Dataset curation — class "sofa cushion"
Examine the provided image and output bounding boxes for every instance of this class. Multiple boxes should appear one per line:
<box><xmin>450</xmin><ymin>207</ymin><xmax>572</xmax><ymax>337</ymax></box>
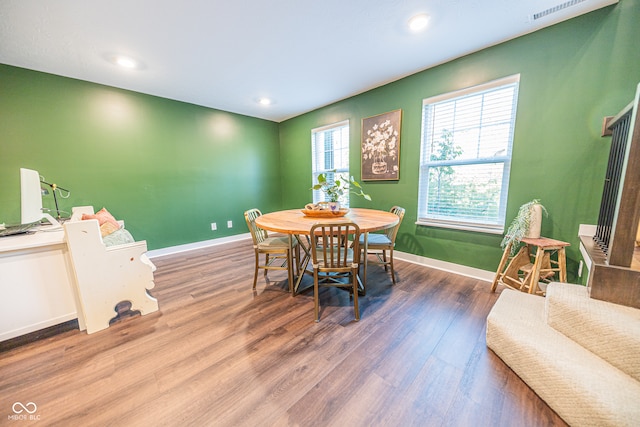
<box><xmin>81</xmin><ymin>207</ymin><xmax>121</xmax><ymax>237</ymax></box>
<box><xmin>487</xmin><ymin>289</ymin><xmax>640</xmax><ymax>427</ymax></box>
<box><xmin>546</xmin><ymin>282</ymin><xmax>640</xmax><ymax>382</ymax></box>
<box><xmin>102</xmin><ymin>228</ymin><xmax>135</xmax><ymax>247</ymax></box>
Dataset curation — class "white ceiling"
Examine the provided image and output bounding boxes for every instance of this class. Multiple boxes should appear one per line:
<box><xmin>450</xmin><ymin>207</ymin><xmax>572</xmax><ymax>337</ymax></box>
<box><xmin>0</xmin><ymin>0</ymin><xmax>618</xmax><ymax>122</ymax></box>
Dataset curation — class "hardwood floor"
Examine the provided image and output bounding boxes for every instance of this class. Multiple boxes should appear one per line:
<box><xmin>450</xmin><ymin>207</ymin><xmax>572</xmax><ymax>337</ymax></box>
<box><xmin>0</xmin><ymin>239</ymin><xmax>567</xmax><ymax>426</ymax></box>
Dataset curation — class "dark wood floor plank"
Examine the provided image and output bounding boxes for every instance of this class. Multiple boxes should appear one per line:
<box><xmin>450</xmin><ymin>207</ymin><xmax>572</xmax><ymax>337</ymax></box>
<box><xmin>0</xmin><ymin>239</ymin><xmax>567</xmax><ymax>426</ymax></box>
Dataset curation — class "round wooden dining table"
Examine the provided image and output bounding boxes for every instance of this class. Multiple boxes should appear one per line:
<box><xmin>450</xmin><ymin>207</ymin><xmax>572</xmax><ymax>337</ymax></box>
<box><xmin>255</xmin><ymin>208</ymin><xmax>399</xmax><ymax>295</ymax></box>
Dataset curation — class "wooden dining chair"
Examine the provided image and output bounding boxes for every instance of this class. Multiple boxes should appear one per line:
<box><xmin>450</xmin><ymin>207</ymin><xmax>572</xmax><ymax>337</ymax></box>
<box><xmin>244</xmin><ymin>208</ymin><xmax>297</xmax><ymax>292</ymax></box>
<box><xmin>359</xmin><ymin>205</ymin><xmax>405</xmax><ymax>285</ymax></box>
<box><xmin>310</xmin><ymin>222</ymin><xmax>361</xmax><ymax>322</ymax></box>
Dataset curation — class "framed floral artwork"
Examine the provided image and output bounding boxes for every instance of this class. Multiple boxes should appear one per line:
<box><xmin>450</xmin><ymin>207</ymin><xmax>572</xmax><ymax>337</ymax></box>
<box><xmin>361</xmin><ymin>109</ymin><xmax>402</xmax><ymax>181</ymax></box>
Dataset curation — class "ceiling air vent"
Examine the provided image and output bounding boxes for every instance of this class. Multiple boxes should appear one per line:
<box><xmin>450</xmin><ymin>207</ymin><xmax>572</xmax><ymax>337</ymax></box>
<box><xmin>532</xmin><ymin>0</ymin><xmax>588</xmax><ymax>20</ymax></box>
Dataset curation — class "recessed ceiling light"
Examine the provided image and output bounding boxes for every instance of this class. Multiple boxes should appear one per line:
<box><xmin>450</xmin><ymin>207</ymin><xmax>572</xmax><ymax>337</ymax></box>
<box><xmin>103</xmin><ymin>53</ymin><xmax>144</xmax><ymax>70</ymax></box>
<box><xmin>257</xmin><ymin>97</ymin><xmax>273</xmax><ymax>106</ymax></box>
<box><xmin>408</xmin><ymin>13</ymin><xmax>430</xmax><ymax>32</ymax></box>
<box><xmin>115</xmin><ymin>56</ymin><xmax>138</xmax><ymax>69</ymax></box>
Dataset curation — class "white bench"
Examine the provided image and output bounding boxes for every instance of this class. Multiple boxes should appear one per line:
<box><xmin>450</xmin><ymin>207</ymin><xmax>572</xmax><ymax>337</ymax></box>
<box><xmin>64</xmin><ymin>206</ymin><xmax>158</xmax><ymax>334</ymax></box>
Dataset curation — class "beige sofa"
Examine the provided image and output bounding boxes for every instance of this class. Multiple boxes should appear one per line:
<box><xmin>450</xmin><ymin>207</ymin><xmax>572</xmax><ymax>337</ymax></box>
<box><xmin>486</xmin><ymin>282</ymin><xmax>640</xmax><ymax>426</ymax></box>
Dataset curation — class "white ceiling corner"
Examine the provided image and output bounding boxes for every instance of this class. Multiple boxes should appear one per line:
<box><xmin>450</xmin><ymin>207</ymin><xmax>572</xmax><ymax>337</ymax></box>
<box><xmin>0</xmin><ymin>0</ymin><xmax>619</xmax><ymax>122</ymax></box>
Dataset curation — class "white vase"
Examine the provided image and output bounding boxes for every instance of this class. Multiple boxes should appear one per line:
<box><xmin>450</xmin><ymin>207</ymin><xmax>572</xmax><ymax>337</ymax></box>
<box><xmin>526</xmin><ymin>204</ymin><xmax>542</xmax><ymax>238</ymax></box>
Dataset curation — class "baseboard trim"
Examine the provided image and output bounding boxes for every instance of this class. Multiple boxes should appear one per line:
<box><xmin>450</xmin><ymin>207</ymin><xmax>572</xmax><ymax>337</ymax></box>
<box><xmin>147</xmin><ymin>233</ymin><xmax>251</xmax><ymax>259</ymax></box>
<box><xmin>147</xmin><ymin>234</ymin><xmax>495</xmax><ymax>282</ymax></box>
<box><xmin>394</xmin><ymin>251</ymin><xmax>495</xmax><ymax>283</ymax></box>
<box><xmin>0</xmin><ymin>313</ymin><xmax>78</xmax><ymax>343</ymax></box>
<box><xmin>0</xmin><ymin>319</ymin><xmax>79</xmax><ymax>351</ymax></box>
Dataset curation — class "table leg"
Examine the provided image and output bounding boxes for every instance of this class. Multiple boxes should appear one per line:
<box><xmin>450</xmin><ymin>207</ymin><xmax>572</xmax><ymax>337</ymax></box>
<box><xmin>356</xmin><ymin>275</ymin><xmax>365</xmax><ymax>296</ymax></box>
<box><xmin>292</xmin><ymin>234</ymin><xmax>311</xmax><ymax>295</ymax></box>
<box><xmin>360</xmin><ymin>232</ymin><xmax>368</xmax><ymax>294</ymax></box>
<box><xmin>287</xmin><ymin>234</ymin><xmax>294</xmax><ymax>295</ymax></box>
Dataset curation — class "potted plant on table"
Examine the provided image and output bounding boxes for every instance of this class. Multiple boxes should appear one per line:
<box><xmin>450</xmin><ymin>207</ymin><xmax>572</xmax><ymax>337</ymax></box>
<box><xmin>501</xmin><ymin>199</ymin><xmax>548</xmax><ymax>254</ymax></box>
<box><xmin>310</xmin><ymin>170</ymin><xmax>371</xmax><ymax>211</ymax></box>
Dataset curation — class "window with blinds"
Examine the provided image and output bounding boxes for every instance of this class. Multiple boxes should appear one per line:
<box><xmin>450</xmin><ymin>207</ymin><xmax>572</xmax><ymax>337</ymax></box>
<box><xmin>417</xmin><ymin>75</ymin><xmax>520</xmax><ymax>233</ymax></box>
<box><xmin>311</xmin><ymin>120</ymin><xmax>350</xmax><ymax>206</ymax></box>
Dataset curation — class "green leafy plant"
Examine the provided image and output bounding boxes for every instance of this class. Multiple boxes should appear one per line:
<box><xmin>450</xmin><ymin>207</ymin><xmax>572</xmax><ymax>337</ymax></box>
<box><xmin>311</xmin><ymin>170</ymin><xmax>371</xmax><ymax>203</ymax></box>
<box><xmin>428</xmin><ymin>129</ymin><xmax>463</xmax><ymax>215</ymax></box>
<box><xmin>501</xmin><ymin>199</ymin><xmax>548</xmax><ymax>254</ymax></box>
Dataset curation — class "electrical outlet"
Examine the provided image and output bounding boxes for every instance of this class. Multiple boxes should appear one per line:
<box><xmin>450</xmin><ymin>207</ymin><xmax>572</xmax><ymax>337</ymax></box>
<box><xmin>227</xmin><ymin>220</ymin><xmax>233</xmax><ymax>228</ymax></box>
<box><xmin>211</xmin><ymin>222</ymin><xmax>217</xmax><ymax>231</ymax></box>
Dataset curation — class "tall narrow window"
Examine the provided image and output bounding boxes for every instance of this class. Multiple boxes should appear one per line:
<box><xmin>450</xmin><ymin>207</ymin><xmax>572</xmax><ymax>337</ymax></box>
<box><xmin>311</xmin><ymin>120</ymin><xmax>350</xmax><ymax>206</ymax></box>
<box><xmin>417</xmin><ymin>75</ymin><xmax>520</xmax><ymax>233</ymax></box>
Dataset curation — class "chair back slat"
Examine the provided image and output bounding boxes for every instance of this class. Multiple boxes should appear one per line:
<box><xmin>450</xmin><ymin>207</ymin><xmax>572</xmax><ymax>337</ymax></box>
<box><xmin>311</xmin><ymin>222</ymin><xmax>360</xmax><ymax>270</ymax></box>
<box><xmin>244</xmin><ymin>208</ymin><xmax>268</xmax><ymax>245</ymax></box>
<box><xmin>384</xmin><ymin>206</ymin><xmax>406</xmax><ymax>242</ymax></box>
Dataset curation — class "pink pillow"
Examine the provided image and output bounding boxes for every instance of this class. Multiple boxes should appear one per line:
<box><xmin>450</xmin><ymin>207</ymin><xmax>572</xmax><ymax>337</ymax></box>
<box><xmin>81</xmin><ymin>208</ymin><xmax>121</xmax><ymax>237</ymax></box>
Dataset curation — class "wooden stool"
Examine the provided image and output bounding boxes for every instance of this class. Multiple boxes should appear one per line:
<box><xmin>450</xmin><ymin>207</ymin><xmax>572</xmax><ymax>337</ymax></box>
<box><xmin>491</xmin><ymin>237</ymin><xmax>570</xmax><ymax>295</ymax></box>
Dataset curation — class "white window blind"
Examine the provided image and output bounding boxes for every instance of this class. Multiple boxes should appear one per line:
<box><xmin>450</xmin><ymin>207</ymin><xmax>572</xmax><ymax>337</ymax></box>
<box><xmin>417</xmin><ymin>75</ymin><xmax>520</xmax><ymax>233</ymax></box>
<box><xmin>311</xmin><ymin>120</ymin><xmax>350</xmax><ymax>206</ymax></box>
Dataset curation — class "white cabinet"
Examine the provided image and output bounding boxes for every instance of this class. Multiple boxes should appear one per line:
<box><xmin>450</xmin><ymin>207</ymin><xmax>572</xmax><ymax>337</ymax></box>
<box><xmin>0</xmin><ymin>229</ymin><xmax>82</xmax><ymax>341</ymax></box>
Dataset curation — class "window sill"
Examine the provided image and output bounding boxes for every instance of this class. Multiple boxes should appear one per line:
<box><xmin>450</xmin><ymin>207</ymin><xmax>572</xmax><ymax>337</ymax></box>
<box><xmin>416</xmin><ymin>220</ymin><xmax>504</xmax><ymax>235</ymax></box>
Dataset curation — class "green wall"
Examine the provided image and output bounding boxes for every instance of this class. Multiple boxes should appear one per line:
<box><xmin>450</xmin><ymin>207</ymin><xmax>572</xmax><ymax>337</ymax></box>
<box><xmin>1</xmin><ymin>1</ymin><xmax>639</xmax><ymax>278</ymax></box>
<box><xmin>0</xmin><ymin>65</ymin><xmax>281</xmax><ymax>250</ymax></box>
<box><xmin>279</xmin><ymin>0</ymin><xmax>640</xmax><ymax>279</ymax></box>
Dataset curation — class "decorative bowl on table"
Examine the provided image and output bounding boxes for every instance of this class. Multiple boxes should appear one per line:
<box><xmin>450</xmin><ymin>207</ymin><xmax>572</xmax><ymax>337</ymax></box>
<box><xmin>301</xmin><ymin>208</ymin><xmax>350</xmax><ymax>218</ymax></box>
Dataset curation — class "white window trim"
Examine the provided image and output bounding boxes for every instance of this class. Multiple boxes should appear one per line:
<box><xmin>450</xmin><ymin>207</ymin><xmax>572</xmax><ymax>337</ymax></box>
<box><xmin>311</xmin><ymin>120</ymin><xmax>350</xmax><ymax>205</ymax></box>
<box><xmin>417</xmin><ymin>74</ymin><xmax>520</xmax><ymax>234</ymax></box>
<box><xmin>311</xmin><ymin>120</ymin><xmax>349</xmax><ymax>135</ymax></box>
<box><xmin>423</xmin><ymin>74</ymin><xmax>519</xmax><ymax>105</ymax></box>
<box><xmin>415</xmin><ymin>218</ymin><xmax>505</xmax><ymax>234</ymax></box>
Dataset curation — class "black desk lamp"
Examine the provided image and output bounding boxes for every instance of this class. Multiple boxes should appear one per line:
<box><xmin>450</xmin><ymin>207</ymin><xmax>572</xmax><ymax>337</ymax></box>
<box><xmin>40</xmin><ymin>179</ymin><xmax>70</xmax><ymax>219</ymax></box>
